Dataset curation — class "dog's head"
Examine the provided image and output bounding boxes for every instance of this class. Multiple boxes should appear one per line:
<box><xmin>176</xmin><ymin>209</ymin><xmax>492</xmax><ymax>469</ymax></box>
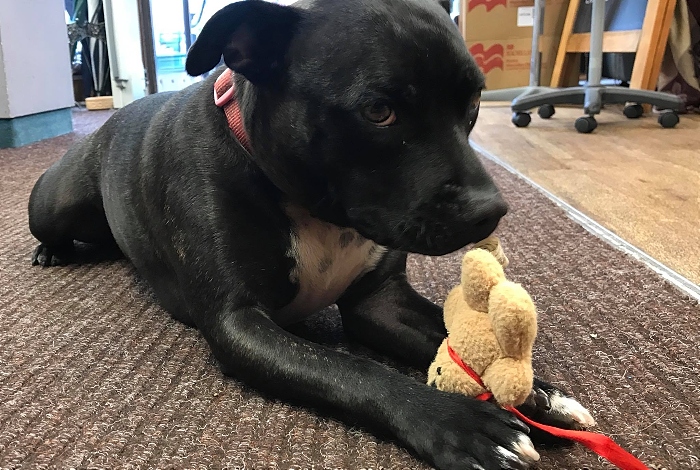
<box><xmin>187</xmin><ymin>0</ymin><xmax>507</xmax><ymax>256</ymax></box>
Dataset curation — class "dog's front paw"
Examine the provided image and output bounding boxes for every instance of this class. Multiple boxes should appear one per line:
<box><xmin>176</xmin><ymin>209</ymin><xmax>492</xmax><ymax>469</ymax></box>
<box><xmin>516</xmin><ymin>378</ymin><xmax>595</xmax><ymax>446</ymax></box>
<box><xmin>31</xmin><ymin>243</ymin><xmax>73</xmax><ymax>267</ymax></box>
<box><xmin>395</xmin><ymin>387</ymin><xmax>540</xmax><ymax>470</ymax></box>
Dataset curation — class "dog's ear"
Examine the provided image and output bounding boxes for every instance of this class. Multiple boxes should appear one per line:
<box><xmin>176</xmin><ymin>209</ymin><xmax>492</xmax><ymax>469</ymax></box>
<box><xmin>185</xmin><ymin>0</ymin><xmax>302</xmax><ymax>82</ymax></box>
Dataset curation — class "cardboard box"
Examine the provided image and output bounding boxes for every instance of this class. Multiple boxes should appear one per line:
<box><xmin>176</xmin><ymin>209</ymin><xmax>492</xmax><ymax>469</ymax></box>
<box><xmin>461</xmin><ymin>0</ymin><xmax>569</xmax><ymax>41</ymax></box>
<box><xmin>85</xmin><ymin>96</ymin><xmax>114</xmax><ymax>110</ymax></box>
<box><xmin>460</xmin><ymin>0</ymin><xmax>571</xmax><ymax>89</ymax></box>
<box><xmin>459</xmin><ymin>0</ymin><xmax>569</xmax><ymax>41</ymax></box>
<box><xmin>466</xmin><ymin>35</ymin><xmax>560</xmax><ymax>90</ymax></box>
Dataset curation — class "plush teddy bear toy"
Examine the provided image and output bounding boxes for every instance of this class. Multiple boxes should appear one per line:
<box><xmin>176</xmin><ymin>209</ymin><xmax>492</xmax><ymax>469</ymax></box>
<box><xmin>426</xmin><ymin>238</ymin><xmax>651</xmax><ymax>470</ymax></box>
<box><xmin>427</xmin><ymin>236</ymin><xmax>537</xmax><ymax>407</ymax></box>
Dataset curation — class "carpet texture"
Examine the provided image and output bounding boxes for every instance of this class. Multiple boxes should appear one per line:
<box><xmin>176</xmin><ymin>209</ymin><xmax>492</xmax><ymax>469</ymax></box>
<box><xmin>1</xmin><ymin>109</ymin><xmax>699</xmax><ymax>470</ymax></box>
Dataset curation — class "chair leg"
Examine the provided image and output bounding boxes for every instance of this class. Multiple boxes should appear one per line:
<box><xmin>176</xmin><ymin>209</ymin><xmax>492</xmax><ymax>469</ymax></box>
<box><xmin>482</xmin><ymin>87</ymin><xmax>533</xmax><ymax>102</ymax></box>
<box><xmin>511</xmin><ymin>87</ymin><xmax>586</xmax><ymax>112</ymax></box>
<box><xmin>601</xmin><ymin>87</ymin><xmax>683</xmax><ymax>111</ymax></box>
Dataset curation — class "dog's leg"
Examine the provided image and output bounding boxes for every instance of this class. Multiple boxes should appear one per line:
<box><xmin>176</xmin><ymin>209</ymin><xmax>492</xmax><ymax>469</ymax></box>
<box><xmin>28</xmin><ymin>142</ymin><xmax>122</xmax><ymax>267</ymax></box>
<box><xmin>337</xmin><ymin>252</ymin><xmax>446</xmax><ymax>369</ymax></box>
<box><xmin>198</xmin><ymin>303</ymin><xmax>540</xmax><ymax>470</ymax></box>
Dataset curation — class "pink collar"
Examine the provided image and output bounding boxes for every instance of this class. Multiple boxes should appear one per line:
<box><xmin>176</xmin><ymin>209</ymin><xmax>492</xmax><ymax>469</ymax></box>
<box><xmin>214</xmin><ymin>68</ymin><xmax>252</xmax><ymax>153</ymax></box>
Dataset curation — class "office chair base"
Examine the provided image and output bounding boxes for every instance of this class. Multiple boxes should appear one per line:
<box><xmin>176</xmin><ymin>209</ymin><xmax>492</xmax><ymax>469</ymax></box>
<box><xmin>484</xmin><ymin>87</ymin><xmax>559</xmax><ymax>128</ymax></box>
<box><xmin>510</xmin><ymin>85</ymin><xmax>683</xmax><ymax>132</ymax></box>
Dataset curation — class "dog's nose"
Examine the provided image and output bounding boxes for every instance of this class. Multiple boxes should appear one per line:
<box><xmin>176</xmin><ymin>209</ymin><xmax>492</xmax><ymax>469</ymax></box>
<box><xmin>468</xmin><ymin>191</ymin><xmax>508</xmax><ymax>232</ymax></box>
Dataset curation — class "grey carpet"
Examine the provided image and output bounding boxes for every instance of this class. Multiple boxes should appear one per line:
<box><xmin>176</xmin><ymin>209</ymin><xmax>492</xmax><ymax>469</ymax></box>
<box><xmin>1</xmin><ymin>108</ymin><xmax>699</xmax><ymax>469</ymax></box>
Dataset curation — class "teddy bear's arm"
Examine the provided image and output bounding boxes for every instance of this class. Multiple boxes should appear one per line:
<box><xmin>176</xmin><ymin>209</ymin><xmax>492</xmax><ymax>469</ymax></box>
<box><xmin>488</xmin><ymin>281</ymin><xmax>537</xmax><ymax>359</ymax></box>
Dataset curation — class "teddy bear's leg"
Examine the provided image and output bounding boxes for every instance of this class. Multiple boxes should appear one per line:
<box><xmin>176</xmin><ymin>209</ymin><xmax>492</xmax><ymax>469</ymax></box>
<box><xmin>482</xmin><ymin>358</ymin><xmax>534</xmax><ymax>407</ymax></box>
<box><xmin>516</xmin><ymin>377</ymin><xmax>596</xmax><ymax>446</ymax></box>
<box><xmin>337</xmin><ymin>252</ymin><xmax>446</xmax><ymax>369</ymax></box>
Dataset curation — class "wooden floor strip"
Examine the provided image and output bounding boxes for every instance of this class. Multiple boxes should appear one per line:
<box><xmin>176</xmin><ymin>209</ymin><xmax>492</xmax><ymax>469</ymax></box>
<box><xmin>471</xmin><ymin>103</ymin><xmax>700</xmax><ymax>286</ymax></box>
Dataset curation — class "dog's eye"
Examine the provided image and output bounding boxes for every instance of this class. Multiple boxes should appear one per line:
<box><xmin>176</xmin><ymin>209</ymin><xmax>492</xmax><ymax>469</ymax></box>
<box><xmin>362</xmin><ymin>102</ymin><xmax>396</xmax><ymax>126</ymax></box>
<box><xmin>436</xmin><ymin>367</ymin><xmax>442</xmax><ymax>375</ymax></box>
<box><xmin>471</xmin><ymin>90</ymin><xmax>482</xmax><ymax>109</ymax></box>
<box><xmin>467</xmin><ymin>91</ymin><xmax>481</xmax><ymax>131</ymax></box>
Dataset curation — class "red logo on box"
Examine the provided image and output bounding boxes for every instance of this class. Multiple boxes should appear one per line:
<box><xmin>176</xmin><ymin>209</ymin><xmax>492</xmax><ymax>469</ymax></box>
<box><xmin>469</xmin><ymin>44</ymin><xmax>505</xmax><ymax>74</ymax></box>
<box><xmin>467</xmin><ymin>0</ymin><xmax>507</xmax><ymax>12</ymax></box>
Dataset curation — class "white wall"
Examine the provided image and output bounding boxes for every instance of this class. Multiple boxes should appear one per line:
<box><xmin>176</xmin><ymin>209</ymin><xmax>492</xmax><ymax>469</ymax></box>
<box><xmin>0</xmin><ymin>37</ymin><xmax>9</xmax><ymax>117</ymax></box>
<box><xmin>0</xmin><ymin>0</ymin><xmax>75</xmax><ymax>118</ymax></box>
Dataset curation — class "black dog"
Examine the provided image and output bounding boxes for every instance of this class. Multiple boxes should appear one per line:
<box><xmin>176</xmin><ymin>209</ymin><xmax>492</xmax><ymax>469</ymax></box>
<box><xmin>28</xmin><ymin>0</ymin><xmax>594</xmax><ymax>468</ymax></box>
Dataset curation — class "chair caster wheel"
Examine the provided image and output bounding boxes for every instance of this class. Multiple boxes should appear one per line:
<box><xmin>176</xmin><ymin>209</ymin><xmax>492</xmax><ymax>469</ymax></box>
<box><xmin>512</xmin><ymin>112</ymin><xmax>531</xmax><ymax>127</ymax></box>
<box><xmin>575</xmin><ymin>116</ymin><xmax>597</xmax><ymax>133</ymax></box>
<box><xmin>658</xmin><ymin>111</ymin><xmax>679</xmax><ymax>128</ymax></box>
<box><xmin>538</xmin><ymin>104</ymin><xmax>555</xmax><ymax>119</ymax></box>
<box><xmin>623</xmin><ymin>103</ymin><xmax>644</xmax><ymax>119</ymax></box>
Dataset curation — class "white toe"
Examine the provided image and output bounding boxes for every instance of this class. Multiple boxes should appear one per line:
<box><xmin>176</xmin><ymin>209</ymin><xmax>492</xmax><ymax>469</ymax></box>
<box><xmin>513</xmin><ymin>434</ymin><xmax>540</xmax><ymax>461</ymax></box>
<box><xmin>550</xmin><ymin>393</ymin><xmax>596</xmax><ymax>427</ymax></box>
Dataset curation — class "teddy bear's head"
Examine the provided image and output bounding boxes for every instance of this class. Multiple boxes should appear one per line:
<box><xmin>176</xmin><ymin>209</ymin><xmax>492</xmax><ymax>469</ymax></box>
<box><xmin>428</xmin><ymin>238</ymin><xmax>537</xmax><ymax>407</ymax></box>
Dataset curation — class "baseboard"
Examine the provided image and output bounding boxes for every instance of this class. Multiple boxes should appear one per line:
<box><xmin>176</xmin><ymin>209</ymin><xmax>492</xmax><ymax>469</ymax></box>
<box><xmin>471</xmin><ymin>139</ymin><xmax>700</xmax><ymax>303</ymax></box>
<box><xmin>0</xmin><ymin>107</ymin><xmax>74</xmax><ymax>149</ymax></box>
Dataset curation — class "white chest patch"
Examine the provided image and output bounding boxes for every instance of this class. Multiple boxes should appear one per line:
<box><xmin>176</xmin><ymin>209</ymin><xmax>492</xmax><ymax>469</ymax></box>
<box><xmin>275</xmin><ymin>205</ymin><xmax>387</xmax><ymax>324</ymax></box>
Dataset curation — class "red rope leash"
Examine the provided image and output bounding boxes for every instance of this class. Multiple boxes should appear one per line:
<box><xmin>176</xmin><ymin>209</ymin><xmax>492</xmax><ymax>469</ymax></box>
<box><xmin>446</xmin><ymin>340</ymin><xmax>649</xmax><ymax>470</ymax></box>
<box><xmin>446</xmin><ymin>339</ymin><xmax>494</xmax><ymax>402</ymax></box>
